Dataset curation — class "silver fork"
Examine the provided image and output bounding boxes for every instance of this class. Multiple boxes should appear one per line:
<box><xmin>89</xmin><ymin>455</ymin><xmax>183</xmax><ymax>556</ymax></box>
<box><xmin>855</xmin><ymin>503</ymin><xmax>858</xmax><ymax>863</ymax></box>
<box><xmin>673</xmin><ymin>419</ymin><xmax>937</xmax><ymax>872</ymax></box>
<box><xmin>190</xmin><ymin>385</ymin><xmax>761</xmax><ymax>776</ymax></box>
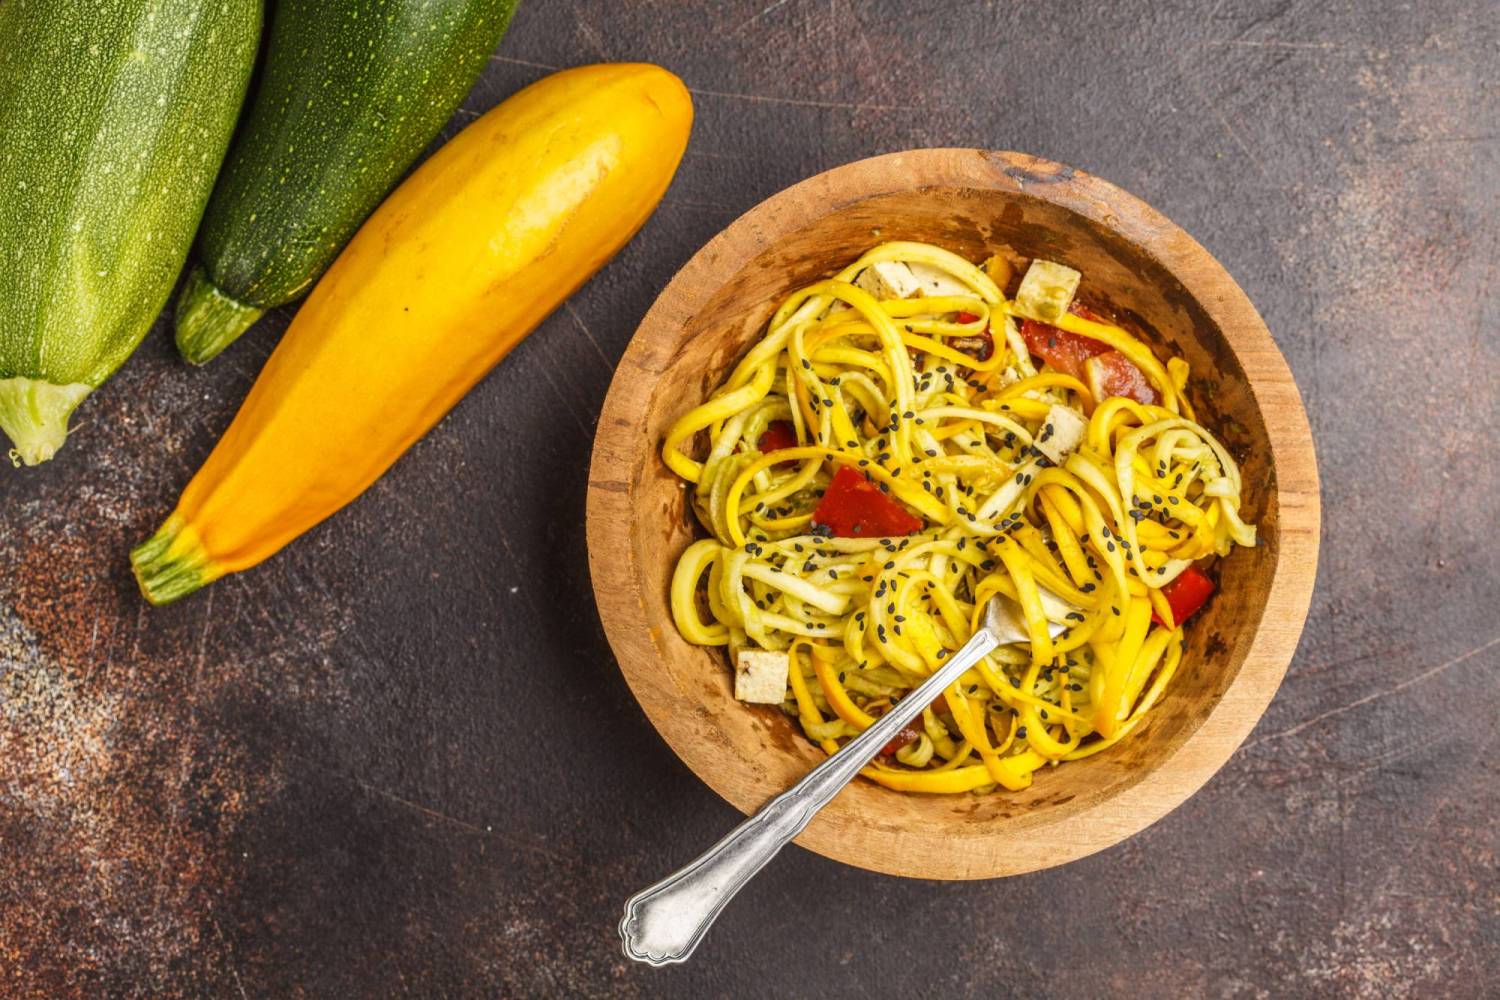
<box><xmin>619</xmin><ymin>595</ymin><xmax>1063</xmax><ymax>966</ymax></box>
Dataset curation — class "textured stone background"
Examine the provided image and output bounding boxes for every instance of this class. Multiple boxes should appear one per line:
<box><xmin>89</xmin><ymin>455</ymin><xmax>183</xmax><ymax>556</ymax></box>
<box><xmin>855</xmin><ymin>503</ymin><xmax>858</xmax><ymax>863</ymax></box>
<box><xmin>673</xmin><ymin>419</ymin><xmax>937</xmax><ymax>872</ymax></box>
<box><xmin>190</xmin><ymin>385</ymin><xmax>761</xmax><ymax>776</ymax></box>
<box><xmin>2</xmin><ymin>1</ymin><xmax>1496</xmax><ymax>997</ymax></box>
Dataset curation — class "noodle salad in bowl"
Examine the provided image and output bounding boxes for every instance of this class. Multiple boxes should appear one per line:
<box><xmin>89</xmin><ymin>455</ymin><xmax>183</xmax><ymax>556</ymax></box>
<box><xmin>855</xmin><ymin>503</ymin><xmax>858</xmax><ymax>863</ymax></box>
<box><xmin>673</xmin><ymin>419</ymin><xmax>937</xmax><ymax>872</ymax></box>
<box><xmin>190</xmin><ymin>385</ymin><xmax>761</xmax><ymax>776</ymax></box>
<box><xmin>661</xmin><ymin>241</ymin><xmax>1257</xmax><ymax>796</ymax></box>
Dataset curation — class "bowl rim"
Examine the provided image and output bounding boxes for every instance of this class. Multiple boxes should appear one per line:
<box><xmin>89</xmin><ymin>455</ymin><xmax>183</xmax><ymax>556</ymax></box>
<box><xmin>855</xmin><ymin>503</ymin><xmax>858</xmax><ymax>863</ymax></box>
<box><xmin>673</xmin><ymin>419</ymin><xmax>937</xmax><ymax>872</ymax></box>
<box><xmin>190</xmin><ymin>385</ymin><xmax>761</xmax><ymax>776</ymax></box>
<box><xmin>587</xmin><ymin>148</ymin><xmax>1320</xmax><ymax>879</ymax></box>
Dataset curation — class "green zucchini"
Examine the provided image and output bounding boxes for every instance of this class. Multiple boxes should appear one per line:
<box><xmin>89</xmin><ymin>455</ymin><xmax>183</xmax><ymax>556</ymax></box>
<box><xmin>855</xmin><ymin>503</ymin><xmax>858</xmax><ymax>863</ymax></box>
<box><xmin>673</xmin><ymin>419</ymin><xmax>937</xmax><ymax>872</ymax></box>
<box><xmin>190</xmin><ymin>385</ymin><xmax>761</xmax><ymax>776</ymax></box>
<box><xmin>175</xmin><ymin>0</ymin><xmax>521</xmax><ymax>364</ymax></box>
<box><xmin>0</xmin><ymin>0</ymin><xmax>261</xmax><ymax>466</ymax></box>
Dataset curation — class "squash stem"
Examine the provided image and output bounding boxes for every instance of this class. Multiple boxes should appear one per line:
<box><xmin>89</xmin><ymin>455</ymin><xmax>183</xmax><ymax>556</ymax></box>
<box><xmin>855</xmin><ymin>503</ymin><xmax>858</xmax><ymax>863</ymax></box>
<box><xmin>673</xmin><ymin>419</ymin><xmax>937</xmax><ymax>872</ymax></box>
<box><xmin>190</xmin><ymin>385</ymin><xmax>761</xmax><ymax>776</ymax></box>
<box><xmin>174</xmin><ymin>265</ymin><xmax>266</xmax><ymax>365</ymax></box>
<box><xmin>131</xmin><ymin>514</ymin><xmax>222</xmax><ymax>605</ymax></box>
<box><xmin>0</xmin><ymin>377</ymin><xmax>92</xmax><ymax>466</ymax></box>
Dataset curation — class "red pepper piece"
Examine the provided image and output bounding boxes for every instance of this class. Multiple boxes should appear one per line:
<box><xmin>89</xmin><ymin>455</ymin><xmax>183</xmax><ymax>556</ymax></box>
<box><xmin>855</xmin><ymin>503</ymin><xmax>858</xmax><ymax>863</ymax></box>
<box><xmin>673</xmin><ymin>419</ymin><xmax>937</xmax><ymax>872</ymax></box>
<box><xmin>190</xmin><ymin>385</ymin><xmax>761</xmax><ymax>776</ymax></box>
<box><xmin>1019</xmin><ymin>317</ymin><xmax>1109</xmax><ymax>379</ymax></box>
<box><xmin>1085</xmin><ymin>351</ymin><xmax>1159</xmax><ymax>405</ymax></box>
<box><xmin>880</xmin><ymin>721</ymin><xmax>923</xmax><ymax>756</ymax></box>
<box><xmin>757</xmin><ymin>419</ymin><xmax>798</xmax><ymax>453</ymax></box>
<box><xmin>878</xmin><ymin>694</ymin><xmax>949</xmax><ymax>755</ymax></box>
<box><xmin>1152</xmin><ymin>565</ymin><xmax>1215</xmax><ymax>627</ymax></box>
<box><xmin>951</xmin><ymin>312</ymin><xmax>991</xmax><ymax>360</ymax></box>
<box><xmin>950</xmin><ymin>330</ymin><xmax>994</xmax><ymax>363</ymax></box>
<box><xmin>811</xmin><ymin>466</ymin><xmax>923</xmax><ymax>538</ymax></box>
<box><xmin>1020</xmin><ymin>303</ymin><xmax>1158</xmax><ymax>404</ymax></box>
<box><xmin>949</xmin><ymin>308</ymin><xmax>991</xmax><ymax>363</ymax></box>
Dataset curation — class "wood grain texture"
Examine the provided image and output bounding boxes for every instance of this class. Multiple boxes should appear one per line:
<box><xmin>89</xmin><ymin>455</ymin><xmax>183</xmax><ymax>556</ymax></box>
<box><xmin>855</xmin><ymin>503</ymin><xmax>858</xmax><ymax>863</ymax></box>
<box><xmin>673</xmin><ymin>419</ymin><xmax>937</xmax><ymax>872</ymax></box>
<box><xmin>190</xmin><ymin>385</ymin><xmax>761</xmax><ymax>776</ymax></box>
<box><xmin>1</xmin><ymin>1</ymin><xmax>1495</xmax><ymax>996</ymax></box>
<box><xmin>587</xmin><ymin>148</ymin><xmax>1320</xmax><ymax>879</ymax></box>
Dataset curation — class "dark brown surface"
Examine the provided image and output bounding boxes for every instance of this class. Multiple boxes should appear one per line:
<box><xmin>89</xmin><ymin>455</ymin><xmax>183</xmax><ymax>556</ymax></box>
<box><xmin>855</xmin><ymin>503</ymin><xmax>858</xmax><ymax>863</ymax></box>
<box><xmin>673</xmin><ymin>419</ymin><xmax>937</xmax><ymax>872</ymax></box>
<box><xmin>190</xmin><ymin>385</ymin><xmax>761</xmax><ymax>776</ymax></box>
<box><xmin>1</xmin><ymin>1</ymin><xmax>1495</xmax><ymax>996</ymax></box>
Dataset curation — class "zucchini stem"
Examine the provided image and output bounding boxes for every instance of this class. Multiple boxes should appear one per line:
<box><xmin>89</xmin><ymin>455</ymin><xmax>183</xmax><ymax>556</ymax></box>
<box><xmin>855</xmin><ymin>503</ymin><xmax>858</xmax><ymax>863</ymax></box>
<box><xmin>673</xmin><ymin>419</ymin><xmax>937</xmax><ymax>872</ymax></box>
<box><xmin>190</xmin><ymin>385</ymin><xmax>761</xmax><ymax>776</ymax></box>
<box><xmin>0</xmin><ymin>378</ymin><xmax>92</xmax><ymax>466</ymax></box>
<box><xmin>174</xmin><ymin>265</ymin><xmax>266</xmax><ymax>365</ymax></box>
<box><xmin>131</xmin><ymin>514</ymin><xmax>222</xmax><ymax>605</ymax></box>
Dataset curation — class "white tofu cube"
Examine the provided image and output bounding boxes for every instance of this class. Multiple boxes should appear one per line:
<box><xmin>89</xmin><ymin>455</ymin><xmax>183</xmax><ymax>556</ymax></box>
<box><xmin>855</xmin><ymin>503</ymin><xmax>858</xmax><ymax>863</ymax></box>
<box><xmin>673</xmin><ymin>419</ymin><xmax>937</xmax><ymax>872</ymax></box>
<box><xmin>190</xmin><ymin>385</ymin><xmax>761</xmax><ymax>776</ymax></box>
<box><xmin>904</xmin><ymin>261</ymin><xmax>975</xmax><ymax>298</ymax></box>
<box><xmin>1034</xmin><ymin>403</ymin><xmax>1088</xmax><ymax>465</ymax></box>
<box><xmin>734</xmin><ymin>649</ymin><xmax>791</xmax><ymax>704</ymax></box>
<box><xmin>854</xmin><ymin>260</ymin><xmax>923</xmax><ymax>300</ymax></box>
<box><xmin>1014</xmin><ymin>259</ymin><xmax>1081</xmax><ymax>323</ymax></box>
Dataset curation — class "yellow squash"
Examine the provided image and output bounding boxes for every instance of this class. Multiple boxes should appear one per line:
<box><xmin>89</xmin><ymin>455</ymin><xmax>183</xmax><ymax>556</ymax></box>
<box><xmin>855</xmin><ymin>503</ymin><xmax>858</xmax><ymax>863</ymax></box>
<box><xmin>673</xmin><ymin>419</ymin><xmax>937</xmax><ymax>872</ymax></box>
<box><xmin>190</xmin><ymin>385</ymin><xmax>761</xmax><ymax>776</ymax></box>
<box><xmin>132</xmin><ymin>63</ymin><xmax>693</xmax><ymax>604</ymax></box>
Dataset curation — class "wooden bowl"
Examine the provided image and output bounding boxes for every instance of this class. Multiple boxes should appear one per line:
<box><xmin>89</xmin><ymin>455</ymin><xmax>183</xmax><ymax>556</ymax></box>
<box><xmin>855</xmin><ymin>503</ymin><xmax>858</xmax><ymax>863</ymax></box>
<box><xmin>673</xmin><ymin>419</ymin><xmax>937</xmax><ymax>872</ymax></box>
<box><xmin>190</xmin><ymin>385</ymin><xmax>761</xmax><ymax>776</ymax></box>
<box><xmin>587</xmin><ymin>149</ymin><xmax>1319</xmax><ymax>879</ymax></box>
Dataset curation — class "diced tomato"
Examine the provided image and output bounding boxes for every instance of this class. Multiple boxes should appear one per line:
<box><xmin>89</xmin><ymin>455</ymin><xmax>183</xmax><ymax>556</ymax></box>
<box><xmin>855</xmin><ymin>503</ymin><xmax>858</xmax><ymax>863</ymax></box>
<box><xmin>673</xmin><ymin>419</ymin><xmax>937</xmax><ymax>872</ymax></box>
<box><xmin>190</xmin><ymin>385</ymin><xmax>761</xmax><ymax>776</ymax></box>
<box><xmin>955</xmin><ymin>310</ymin><xmax>980</xmax><ymax>324</ymax></box>
<box><xmin>880</xmin><ymin>722</ymin><xmax>923</xmax><ymax>757</ymax></box>
<box><xmin>1084</xmin><ymin>351</ymin><xmax>1159</xmax><ymax>405</ymax></box>
<box><xmin>757</xmin><ymin>419</ymin><xmax>798</xmax><ymax>453</ymax></box>
<box><xmin>1019</xmin><ymin>318</ymin><xmax>1109</xmax><ymax>379</ymax></box>
<box><xmin>1152</xmin><ymin>565</ymin><xmax>1215</xmax><ymax>627</ymax></box>
<box><xmin>811</xmin><ymin>465</ymin><xmax>923</xmax><ymax>538</ymax></box>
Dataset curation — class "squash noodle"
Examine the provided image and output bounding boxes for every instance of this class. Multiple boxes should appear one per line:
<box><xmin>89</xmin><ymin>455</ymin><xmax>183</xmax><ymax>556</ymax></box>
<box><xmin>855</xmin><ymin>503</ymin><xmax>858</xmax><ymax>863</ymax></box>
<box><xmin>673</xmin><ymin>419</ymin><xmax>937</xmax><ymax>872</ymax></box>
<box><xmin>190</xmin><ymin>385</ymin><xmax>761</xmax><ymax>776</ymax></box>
<box><xmin>663</xmin><ymin>242</ymin><xmax>1256</xmax><ymax>794</ymax></box>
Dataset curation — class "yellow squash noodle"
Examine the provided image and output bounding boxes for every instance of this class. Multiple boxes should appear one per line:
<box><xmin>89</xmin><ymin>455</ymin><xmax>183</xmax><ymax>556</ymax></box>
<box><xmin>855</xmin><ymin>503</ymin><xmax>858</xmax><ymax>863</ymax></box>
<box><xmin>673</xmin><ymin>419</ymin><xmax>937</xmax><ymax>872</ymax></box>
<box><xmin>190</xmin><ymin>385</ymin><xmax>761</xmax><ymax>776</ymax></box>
<box><xmin>662</xmin><ymin>242</ymin><xmax>1256</xmax><ymax>794</ymax></box>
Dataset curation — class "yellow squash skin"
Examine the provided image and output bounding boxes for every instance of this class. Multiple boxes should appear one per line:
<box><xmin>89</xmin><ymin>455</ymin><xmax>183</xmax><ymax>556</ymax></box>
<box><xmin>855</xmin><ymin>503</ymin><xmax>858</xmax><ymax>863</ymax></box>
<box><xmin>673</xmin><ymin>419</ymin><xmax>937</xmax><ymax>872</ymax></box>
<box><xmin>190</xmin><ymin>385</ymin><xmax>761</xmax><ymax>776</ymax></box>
<box><xmin>132</xmin><ymin>63</ymin><xmax>692</xmax><ymax>604</ymax></box>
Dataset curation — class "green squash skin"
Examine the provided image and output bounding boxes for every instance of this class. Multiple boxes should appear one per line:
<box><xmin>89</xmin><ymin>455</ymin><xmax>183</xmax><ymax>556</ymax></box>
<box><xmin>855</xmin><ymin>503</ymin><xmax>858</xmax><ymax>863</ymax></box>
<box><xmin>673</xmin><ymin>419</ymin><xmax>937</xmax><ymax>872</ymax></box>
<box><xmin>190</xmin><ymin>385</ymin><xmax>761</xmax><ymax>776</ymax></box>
<box><xmin>0</xmin><ymin>0</ymin><xmax>261</xmax><ymax>452</ymax></box>
<box><xmin>192</xmin><ymin>0</ymin><xmax>521</xmax><ymax>317</ymax></box>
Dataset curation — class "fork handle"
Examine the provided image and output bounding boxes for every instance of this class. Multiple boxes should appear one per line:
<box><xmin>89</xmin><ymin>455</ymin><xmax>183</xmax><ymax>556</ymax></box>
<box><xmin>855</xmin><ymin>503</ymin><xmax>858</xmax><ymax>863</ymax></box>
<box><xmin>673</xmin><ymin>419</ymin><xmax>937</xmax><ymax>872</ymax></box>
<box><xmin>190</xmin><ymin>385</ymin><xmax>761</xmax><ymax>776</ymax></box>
<box><xmin>618</xmin><ymin>627</ymin><xmax>999</xmax><ymax>966</ymax></box>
